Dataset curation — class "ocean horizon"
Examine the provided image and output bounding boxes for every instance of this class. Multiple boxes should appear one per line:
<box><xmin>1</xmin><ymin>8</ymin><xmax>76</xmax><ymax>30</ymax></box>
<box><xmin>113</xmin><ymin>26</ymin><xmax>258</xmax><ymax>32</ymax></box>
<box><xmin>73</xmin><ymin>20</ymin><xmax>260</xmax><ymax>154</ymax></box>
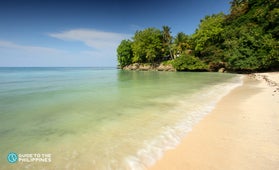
<box><xmin>0</xmin><ymin>67</ymin><xmax>242</xmax><ymax>169</ymax></box>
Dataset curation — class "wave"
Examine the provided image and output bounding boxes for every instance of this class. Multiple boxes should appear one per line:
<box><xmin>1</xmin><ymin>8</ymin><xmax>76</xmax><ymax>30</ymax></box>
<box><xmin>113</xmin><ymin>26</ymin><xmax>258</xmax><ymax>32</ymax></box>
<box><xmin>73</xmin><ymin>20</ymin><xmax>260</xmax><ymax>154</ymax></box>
<box><xmin>124</xmin><ymin>75</ymin><xmax>243</xmax><ymax>170</ymax></box>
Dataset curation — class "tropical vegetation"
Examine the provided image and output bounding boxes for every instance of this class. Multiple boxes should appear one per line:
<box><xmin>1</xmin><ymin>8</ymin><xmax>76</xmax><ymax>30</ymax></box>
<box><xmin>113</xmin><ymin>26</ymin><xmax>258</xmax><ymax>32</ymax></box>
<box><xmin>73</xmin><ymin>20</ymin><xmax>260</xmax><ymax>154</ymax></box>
<box><xmin>117</xmin><ymin>0</ymin><xmax>279</xmax><ymax>72</ymax></box>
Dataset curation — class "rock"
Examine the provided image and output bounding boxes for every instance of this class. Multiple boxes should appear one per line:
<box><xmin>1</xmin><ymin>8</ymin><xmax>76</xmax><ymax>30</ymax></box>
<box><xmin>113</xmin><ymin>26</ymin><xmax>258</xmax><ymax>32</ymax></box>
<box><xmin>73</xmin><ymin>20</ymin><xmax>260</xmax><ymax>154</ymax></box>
<box><xmin>218</xmin><ymin>68</ymin><xmax>225</xmax><ymax>73</ymax></box>
<box><xmin>123</xmin><ymin>63</ymin><xmax>140</xmax><ymax>70</ymax></box>
<box><xmin>157</xmin><ymin>63</ymin><xmax>175</xmax><ymax>71</ymax></box>
<box><xmin>139</xmin><ymin>64</ymin><xmax>151</xmax><ymax>71</ymax></box>
<box><xmin>122</xmin><ymin>63</ymin><xmax>175</xmax><ymax>72</ymax></box>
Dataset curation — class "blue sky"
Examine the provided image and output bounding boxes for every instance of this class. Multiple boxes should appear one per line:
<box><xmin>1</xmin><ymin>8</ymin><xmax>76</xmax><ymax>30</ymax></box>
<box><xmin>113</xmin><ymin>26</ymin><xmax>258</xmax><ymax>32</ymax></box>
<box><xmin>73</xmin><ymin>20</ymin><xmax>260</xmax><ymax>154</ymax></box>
<box><xmin>0</xmin><ymin>0</ymin><xmax>231</xmax><ymax>67</ymax></box>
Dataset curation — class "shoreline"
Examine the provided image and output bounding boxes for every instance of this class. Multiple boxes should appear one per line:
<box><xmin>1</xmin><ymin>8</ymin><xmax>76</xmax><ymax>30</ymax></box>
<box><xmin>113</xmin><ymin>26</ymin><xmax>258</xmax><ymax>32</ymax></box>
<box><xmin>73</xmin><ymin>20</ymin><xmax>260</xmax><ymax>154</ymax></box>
<box><xmin>149</xmin><ymin>72</ymin><xmax>279</xmax><ymax>170</ymax></box>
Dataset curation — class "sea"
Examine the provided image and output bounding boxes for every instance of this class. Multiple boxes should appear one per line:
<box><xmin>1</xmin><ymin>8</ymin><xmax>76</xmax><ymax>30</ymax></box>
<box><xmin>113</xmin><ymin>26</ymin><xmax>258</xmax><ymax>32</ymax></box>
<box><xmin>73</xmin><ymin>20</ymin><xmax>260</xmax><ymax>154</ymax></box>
<box><xmin>0</xmin><ymin>67</ymin><xmax>242</xmax><ymax>170</ymax></box>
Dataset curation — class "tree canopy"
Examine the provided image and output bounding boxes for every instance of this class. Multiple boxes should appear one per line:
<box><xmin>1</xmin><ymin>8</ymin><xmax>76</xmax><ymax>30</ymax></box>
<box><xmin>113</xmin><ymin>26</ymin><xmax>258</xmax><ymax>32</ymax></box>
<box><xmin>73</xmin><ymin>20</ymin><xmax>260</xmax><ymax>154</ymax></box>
<box><xmin>117</xmin><ymin>0</ymin><xmax>279</xmax><ymax>72</ymax></box>
<box><xmin>131</xmin><ymin>27</ymin><xmax>163</xmax><ymax>63</ymax></box>
<box><xmin>117</xmin><ymin>39</ymin><xmax>133</xmax><ymax>68</ymax></box>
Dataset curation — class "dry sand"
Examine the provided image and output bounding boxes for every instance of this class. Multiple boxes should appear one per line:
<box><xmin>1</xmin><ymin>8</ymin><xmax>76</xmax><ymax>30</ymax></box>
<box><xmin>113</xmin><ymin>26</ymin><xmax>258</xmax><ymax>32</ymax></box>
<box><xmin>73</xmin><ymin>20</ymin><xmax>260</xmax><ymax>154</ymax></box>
<box><xmin>149</xmin><ymin>72</ymin><xmax>279</xmax><ymax>170</ymax></box>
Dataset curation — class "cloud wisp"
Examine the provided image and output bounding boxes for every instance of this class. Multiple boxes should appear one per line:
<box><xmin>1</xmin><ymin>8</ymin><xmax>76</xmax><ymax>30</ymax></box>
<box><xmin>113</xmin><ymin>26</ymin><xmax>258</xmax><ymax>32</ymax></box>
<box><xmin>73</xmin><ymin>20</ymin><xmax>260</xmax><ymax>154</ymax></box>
<box><xmin>0</xmin><ymin>29</ymin><xmax>132</xmax><ymax>66</ymax></box>
<box><xmin>49</xmin><ymin>29</ymin><xmax>132</xmax><ymax>50</ymax></box>
<box><xmin>0</xmin><ymin>40</ymin><xmax>72</xmax><ymax>66</ymax></box>
<box><xmin>0</xmin><ymin>40</ymin><xmax>65</xmax><ymax>55</ymax></box>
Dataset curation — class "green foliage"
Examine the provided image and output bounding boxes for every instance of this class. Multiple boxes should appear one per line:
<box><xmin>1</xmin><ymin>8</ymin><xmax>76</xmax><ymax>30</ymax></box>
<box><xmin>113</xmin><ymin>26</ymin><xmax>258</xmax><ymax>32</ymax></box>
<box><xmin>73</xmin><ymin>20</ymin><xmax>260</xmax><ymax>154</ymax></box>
<box><xmin>173</xmin><ymin>32</ymin><xmax>191</xmax><ymax>56</ymax></box>
<box><xmin>223</xmin><ymin>24</ymin><xmax>279</xmax><ymax>71</ymax></box>
<box><xmin>116</xmin><ymin>0</ymin><xmax>279</xmax><ymax>72</ymax></box>
<box><xmin>132</xmin><ymin>27</ymin><xmax>163</xmax><ymax>63</ymax></box>
<box><xmin>228</xmin><ymin>0</ymin><xmax>249</xmax><ymax>20</ymax></box>
<box><xmin>161</xmin><ymin>60</ymin><xmax>173</xmax><ymax>66</ymax></box>
<box><xmin>222</xmin><ymin>0</ymin><xmax>279</xmax><ymax>71</ymax></box>
<box><xmin>172</xmin><ymin>54</ymin><xmax>208</xmax><ymax>71</ymax></box>
<box><xmin>192</xmin><ymin>13</ymin><xmax>225</xmax><ymax>53</ymax></box>
<box><xmin>117</xmin><ymin>40</ymin><xmax>133</xmax><ymax>68</ymax></box>
<box><xmin>162</xmin><ymin>26</ymin><xmax>173</xmax><ymax>59</ymax></box>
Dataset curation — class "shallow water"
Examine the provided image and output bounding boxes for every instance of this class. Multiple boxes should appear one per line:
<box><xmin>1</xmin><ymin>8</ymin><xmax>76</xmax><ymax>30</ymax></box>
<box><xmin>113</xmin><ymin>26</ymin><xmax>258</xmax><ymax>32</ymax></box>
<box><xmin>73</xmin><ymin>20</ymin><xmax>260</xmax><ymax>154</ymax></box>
<box><xmin>0</xmin><ymin>68</ymin><xmax>242</xmax><ymax>169</ymax></box>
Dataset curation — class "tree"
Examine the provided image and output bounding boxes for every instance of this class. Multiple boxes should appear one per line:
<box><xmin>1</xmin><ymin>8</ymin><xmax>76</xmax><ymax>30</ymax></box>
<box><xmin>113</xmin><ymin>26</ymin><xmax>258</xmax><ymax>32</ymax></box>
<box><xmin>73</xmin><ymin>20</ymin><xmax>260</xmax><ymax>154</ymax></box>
<box><xmin>229</xmin><ymin>0</ymin><xmax>249</xmax><ymax>20</ymax></box>
<box><xmin>268</xmin><ymin>8</ymin><xmax>279</xmax><ymax>38</ymax></box>
<box><xmin>222</xmin><ymin>0</ymin><xmax>279</xmax><ymax>71</ymax></box>
<box><xmin>117</xmin><ymin>39</ymin><xmax>133</xmax><ymax>68</ymax></box>
<box><xmin>173</xmin><ymin>32</ymin><xmax>191</xmax><ymax>57</ymax></box>
<box><xmin>115</xmin><ymin>0</ymin><xmax>279</xmax><ymax>72</ymax></box>
<box><xmin>132</xmin><ymin>28</ymin><xmax>163</xmax><ymax>63</ymax></box>
<box><xmin>162</xmin><ymin>25</ymin><xmax>174</xmax><ymax>59</ymax></box>
<box><xmin>223</xmin><ymin>24</ymin><xmax>279</xmax><ymax>71</ymax></box>
<box><xmin>192</xmin><ymin>13</ymin><xmax>225</xmax><ymax>56</ymax></box>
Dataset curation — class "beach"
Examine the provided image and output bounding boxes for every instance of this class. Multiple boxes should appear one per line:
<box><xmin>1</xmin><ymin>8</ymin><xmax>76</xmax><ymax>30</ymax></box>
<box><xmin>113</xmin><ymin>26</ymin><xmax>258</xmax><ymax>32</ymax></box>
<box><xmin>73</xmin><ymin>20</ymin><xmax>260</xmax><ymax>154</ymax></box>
<box><xmin>149</xmin><ymin>72</ymin><xmax>279</xmax><ymax>170</ymax></box>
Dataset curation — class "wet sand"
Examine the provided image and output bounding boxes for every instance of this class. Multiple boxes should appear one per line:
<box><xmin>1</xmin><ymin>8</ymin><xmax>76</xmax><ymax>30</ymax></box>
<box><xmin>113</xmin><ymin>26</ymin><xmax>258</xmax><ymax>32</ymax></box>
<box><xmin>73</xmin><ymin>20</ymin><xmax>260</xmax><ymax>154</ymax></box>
<box><xmin>149</xmin><ymin>73</ymin><xmax>279</xmax><ymax>170</ymax></box>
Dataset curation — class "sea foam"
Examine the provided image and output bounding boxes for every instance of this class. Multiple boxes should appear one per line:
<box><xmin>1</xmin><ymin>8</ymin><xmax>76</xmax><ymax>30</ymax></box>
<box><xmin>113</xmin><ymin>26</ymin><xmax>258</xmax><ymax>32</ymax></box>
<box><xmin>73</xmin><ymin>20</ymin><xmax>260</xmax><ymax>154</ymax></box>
<box><xmin>124</xmin><ymin>75</ymin><xmax>243</xmax><ymax>170</ymax></box>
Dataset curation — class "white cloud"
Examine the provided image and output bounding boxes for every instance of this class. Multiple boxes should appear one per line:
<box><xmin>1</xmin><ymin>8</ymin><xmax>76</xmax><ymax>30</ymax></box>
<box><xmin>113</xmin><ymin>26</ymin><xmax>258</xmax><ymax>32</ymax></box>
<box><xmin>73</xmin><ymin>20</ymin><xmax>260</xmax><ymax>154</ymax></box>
<box><xmin>0</xmin><ymin>40</ymin><xmax>65</xmax><ymax>55</ymax></box>
<box><xmin>47</xmin><ymin>29</ymin><xmax>132</xmax><ymax>66</ymax></box>
<box><xmin>0</xmin><ymin>29</ymin><xmax>131</xmax><ymax>66</ymax></box>
<box><xmin>49</xmin><ymin>29</ymin><xmax>132</xmax><ymax>50</ymax></box>
<box><xmin>0</xmin><ymin>40</ymin><xmax>73</xmax><ymax>66</ymax></box>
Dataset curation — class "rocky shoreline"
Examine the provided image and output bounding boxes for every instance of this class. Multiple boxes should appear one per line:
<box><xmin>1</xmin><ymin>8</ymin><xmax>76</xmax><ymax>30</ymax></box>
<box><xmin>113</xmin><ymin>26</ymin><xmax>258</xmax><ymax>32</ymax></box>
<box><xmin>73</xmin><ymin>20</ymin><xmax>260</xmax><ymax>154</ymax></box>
<box><xmin>122</xmin><ymin>63</ymin><xmax>176</xmax><ymax>72</ymax></box>
<box><xmin>121</xmin><ymin>63</ymin><xmax>228</xmax><ymax>73</ymax></box>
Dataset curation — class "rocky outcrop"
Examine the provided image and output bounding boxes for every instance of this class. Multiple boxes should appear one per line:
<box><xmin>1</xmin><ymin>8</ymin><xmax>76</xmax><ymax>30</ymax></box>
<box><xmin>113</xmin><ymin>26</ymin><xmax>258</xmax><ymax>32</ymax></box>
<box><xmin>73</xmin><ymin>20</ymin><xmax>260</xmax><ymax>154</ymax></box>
<box><xmin>122</xmin><ymin>63</ymin><xmax>176</xmax><ymax>71</ymax></box>
<box><xmin>218</xmin><ymin>68</ymin><xmax>226</xmax><ymax>73</ymax></box>
<box><xmin>156</xmin><ymin>63</ymin><xmax>176</xmax><ymax>71</ymax></box>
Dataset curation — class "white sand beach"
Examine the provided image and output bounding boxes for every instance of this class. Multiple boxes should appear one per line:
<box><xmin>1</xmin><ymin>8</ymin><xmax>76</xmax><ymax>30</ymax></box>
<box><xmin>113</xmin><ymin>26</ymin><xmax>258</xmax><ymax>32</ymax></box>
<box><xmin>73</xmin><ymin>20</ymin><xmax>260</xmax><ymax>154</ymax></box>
<box><xmin>149</xmin><ymin>72</ymin><xmax>279</xmax><ymax>170</ymax></box>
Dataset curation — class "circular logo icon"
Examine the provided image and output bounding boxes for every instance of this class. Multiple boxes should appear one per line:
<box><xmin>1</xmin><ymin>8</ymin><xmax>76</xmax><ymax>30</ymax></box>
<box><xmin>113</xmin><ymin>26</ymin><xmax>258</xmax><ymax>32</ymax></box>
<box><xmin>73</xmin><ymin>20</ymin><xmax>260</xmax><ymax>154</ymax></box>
<box><xmin>7</xmin><ymin>152</ymin><xmax>18</xmax><ymax>163</ymax></box>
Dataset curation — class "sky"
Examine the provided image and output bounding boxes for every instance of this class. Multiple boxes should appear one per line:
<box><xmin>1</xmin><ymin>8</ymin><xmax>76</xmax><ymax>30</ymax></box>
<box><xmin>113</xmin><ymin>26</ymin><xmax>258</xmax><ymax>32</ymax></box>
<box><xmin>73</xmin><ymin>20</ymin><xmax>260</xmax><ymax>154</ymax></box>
<box><xmin>0</xmin><ymin>0</ymin><xmax>231</xmax><ymax>67</ymax></box>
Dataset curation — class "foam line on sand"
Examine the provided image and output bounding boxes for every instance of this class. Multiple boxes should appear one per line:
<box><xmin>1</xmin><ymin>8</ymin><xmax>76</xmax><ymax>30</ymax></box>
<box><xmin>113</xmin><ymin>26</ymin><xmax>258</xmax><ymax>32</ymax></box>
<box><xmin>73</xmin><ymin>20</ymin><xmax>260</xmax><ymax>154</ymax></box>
<box><xmin>149</xmin><ymin>72</ymin><xmax>279</xmax><ymax>170</ymax></box>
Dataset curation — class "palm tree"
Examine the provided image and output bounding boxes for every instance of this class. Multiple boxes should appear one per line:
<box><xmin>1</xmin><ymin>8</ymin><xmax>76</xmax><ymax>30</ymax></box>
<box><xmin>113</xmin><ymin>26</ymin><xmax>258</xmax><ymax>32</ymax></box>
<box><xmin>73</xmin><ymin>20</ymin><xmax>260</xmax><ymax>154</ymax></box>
<box><xmin>174</xmin><ymin>32</ymin><xmax>191</xmax><ymax>57</ymax></box>
<box><xmin>162</xmin><ymin>25</ymin><xmax>174</xmax><ymax>60</ymax></box>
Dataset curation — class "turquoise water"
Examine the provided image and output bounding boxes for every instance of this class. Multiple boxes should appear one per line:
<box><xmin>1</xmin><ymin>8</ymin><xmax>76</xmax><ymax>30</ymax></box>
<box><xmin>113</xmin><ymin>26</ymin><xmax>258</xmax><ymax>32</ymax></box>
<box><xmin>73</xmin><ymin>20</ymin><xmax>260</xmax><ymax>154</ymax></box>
<box><xmin>0</xmin><ymin>68</ymin><xmax>242</xmax><ymax>169</ymax></box>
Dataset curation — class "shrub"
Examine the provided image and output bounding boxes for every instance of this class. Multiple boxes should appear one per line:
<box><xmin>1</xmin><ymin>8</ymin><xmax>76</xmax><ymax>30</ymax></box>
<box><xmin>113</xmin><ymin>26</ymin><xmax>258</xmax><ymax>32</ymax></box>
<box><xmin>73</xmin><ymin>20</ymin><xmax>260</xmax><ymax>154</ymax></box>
<box><xmin>172</xmin><ymin>54</ymin><xmax>208</xmax><ymax>71</ymax></box>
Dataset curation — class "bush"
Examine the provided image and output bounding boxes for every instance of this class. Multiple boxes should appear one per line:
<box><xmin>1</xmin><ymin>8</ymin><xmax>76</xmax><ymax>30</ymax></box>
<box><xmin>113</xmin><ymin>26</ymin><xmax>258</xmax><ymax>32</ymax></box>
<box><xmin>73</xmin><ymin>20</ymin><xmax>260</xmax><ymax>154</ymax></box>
<box><xmin>172</xmin><ymin>54</ymin><xmax>208</xmax><ymax>71</ymax></box>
